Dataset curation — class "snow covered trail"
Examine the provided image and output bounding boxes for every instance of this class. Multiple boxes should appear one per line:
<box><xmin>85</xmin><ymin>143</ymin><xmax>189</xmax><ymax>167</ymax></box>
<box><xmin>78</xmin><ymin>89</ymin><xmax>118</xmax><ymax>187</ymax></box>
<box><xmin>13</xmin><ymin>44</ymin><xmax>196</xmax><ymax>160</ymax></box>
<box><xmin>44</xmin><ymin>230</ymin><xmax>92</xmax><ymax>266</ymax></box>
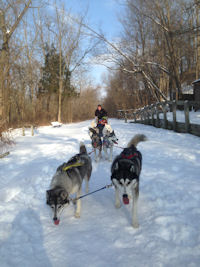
<box><xmin>0</xmin><ymin>119</ymin><xmax>200</xmax><ymax>267</ymax></box>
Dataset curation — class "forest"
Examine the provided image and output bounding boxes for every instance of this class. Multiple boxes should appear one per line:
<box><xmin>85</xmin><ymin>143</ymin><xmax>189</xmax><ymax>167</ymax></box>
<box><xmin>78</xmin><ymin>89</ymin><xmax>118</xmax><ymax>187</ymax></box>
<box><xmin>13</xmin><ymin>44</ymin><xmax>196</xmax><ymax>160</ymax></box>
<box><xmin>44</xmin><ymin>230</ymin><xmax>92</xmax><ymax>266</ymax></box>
<box><xmin>1</xmin><ymin>0</ymin><xmax>199</xmax><ymax>130</ymax></box>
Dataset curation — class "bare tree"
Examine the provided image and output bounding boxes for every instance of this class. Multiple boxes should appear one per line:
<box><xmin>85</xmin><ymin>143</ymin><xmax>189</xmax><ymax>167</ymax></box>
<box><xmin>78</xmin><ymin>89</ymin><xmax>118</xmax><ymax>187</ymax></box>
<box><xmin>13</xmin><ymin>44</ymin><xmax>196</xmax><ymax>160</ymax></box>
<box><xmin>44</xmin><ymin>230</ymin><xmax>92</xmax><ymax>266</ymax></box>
<box><xmin>44</xmin><ymin>1</ymin><xmax>99</xmax><ymax>122</ymax></box>
<box><xmin>0</xmin><ymin>0</ymin><xmax>32</xmax><ymax>124</ymax></box>
<box><xmin>120</xmin><ymin>0</ymin><xmax>197</xmax><ymax>100</ymax></box>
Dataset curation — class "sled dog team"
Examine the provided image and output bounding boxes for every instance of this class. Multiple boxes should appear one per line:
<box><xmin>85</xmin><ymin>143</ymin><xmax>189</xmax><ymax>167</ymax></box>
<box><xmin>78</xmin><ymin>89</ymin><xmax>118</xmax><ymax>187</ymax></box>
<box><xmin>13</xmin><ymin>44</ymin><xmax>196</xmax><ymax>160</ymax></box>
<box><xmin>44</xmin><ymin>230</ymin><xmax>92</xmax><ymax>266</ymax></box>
<box><xmin>46</xmin><ymin>123</ymin><xmax>147</xmax><ymax>228</ymax></box>
<box><xmin>88</xmin><ymin>121</ymin><xmax>118</xmax><ymax>162</ymax></box>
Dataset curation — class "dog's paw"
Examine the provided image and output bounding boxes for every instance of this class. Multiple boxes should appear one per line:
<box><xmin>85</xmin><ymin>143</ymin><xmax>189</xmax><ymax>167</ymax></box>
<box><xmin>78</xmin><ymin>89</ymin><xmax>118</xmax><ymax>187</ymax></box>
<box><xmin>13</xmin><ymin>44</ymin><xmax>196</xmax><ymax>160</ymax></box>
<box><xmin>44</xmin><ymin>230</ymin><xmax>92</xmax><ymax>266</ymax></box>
<box><xmin>132</xmin><ymin>222</ymin><xmax>139</xmax><ymax>228</ymax></box>
<box><xmin>75</xmin><ymin>212</ymin><xmax>80</xmax><ymax>218</ymax></box>
<box><xmin>72</xmin><ymin>199</ymin><xmax>77</xmax><ymax>205</ymax></box>
<box><xmin>115</xmin><ymin>203</ymin><xmax>121</xmax><ymax>209</ymax></box>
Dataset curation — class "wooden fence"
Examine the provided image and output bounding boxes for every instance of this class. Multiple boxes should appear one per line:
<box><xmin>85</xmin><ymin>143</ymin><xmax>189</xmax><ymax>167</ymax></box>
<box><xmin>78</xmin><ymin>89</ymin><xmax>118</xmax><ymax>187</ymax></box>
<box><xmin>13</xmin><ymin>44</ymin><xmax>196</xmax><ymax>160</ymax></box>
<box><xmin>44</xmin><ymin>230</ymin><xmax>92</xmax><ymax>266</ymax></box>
<box><xmin>117</xmin><ymin>100</ymin><xmax>200</xmax><ymax>137</ymax></box>
<box><xmin>22</xmin><ymin>125</ymin><xmax>35</xmax><ymax>136</ymax></box>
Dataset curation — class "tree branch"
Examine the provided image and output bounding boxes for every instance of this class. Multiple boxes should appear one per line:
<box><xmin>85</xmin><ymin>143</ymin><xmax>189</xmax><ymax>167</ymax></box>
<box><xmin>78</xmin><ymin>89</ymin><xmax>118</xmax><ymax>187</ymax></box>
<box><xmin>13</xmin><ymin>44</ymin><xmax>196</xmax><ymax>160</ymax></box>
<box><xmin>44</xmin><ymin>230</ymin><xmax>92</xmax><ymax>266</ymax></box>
<box><xmin>6</xmin><ymin>0</ymin><xmax>32</xmax><ymax>41</ymax></box>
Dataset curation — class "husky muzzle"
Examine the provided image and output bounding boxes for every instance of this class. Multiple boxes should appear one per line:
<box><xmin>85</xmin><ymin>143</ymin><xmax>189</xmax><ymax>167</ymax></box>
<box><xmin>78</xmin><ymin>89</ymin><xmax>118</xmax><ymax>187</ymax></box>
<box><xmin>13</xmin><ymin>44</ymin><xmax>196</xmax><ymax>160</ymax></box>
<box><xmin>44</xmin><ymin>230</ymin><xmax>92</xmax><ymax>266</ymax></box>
<box><xmin>52</xmin><ymin>201</ymin><xmax>69</xmax><ymax>226</ymax></box>
<box><xmin>122</xmin><ymin>193</ymin><xmax>129</xmax><ymax>205</ymax></box>
<box><xmin>53</xmin><ymin>217</ymin><xmax>60</xmax><ymax>225</ymax></box>
<box><xmin>52</xmin><ymin>205</ymin><xmax>60</xmax><ymax>225</ymax></box>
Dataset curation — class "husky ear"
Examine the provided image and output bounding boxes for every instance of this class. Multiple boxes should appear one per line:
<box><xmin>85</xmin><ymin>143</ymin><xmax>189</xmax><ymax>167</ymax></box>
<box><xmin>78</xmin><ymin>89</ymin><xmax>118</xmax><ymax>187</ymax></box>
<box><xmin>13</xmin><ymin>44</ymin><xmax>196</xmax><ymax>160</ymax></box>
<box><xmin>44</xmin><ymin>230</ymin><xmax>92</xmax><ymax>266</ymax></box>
<box><xmin>94</xmin><ymin>127</ymin><xmax>99</xmax><ymax>134</ymax></box>
<box><xmin>112</xmin><ymin>131</ymin><xmax>118</xmax><ymax>141</ymax></box>
<box><xmin>60</xmin><ymin>190</ymin><xmax>68</xmax><ymax>200</ymax></box>
<box><xmin>130</xmin><ymin>165</ymin><xmax>135</xmax><ymax>172</ymax></box>
<box><xmin>109</xmin><ymin>130</ymin><xmax>114</xmax><ymax>136</ymax></box>
<box><xmin>114</xmin><ymin>162</ymin><xmax>119</xmax><ymax>170</ymax></box>
<box><xmin>46</xmin><ymin>190</ymin><xmax>51</xmax><ymax>204</ymax></box>
<box><xmin>89</xmin><ymin>127</ymin><xmax>96</xmax><ymax>134</ymax></box>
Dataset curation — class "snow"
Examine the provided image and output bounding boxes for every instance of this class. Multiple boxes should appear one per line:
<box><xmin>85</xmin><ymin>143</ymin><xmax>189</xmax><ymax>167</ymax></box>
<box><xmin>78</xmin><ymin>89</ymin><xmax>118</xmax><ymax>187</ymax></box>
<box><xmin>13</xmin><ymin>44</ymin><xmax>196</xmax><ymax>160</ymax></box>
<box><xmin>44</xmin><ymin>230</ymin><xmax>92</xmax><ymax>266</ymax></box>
<box><xmin>192</xmin><ymin>79</ymin><xmax>200</xmax><ymax>84</ymax></box>
<box><xmin>0</xmin><ymin>119</ymin><xmax>200</xmax><ymax>267</ymax></box>
<box><xmin>160</xmin><ymin>110</ymin><xmax>200</xmax><ymax>124</ymax></box>
<box><xmin>51</xmin><ymin>121</ymin><xmax>62</xmax><ymax>127</ymax></box>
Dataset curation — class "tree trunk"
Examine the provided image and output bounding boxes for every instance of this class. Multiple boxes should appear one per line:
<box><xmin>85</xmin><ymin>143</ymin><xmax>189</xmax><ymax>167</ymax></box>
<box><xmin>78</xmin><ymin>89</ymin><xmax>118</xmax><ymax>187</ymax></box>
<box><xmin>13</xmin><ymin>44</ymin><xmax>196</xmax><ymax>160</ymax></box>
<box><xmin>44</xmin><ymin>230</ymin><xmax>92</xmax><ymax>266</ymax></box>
<box><xmin>0</xmin><ymin>10</ymin><xmax>9</xmax><ymax>122</ymax></box>
<box><xmin>196</xmin><ymin>1</ymin><xmax>200</xmax><ymax>79</ymax></box>
<box><xmin>58</xmin><ymin>79</ymin><xmax>63</xmax><ymax>123</ymax></box>
<box><xmin>0</xmin><ymin>1</ymin><xmax>32</xmax><ymax>124</ymax></box>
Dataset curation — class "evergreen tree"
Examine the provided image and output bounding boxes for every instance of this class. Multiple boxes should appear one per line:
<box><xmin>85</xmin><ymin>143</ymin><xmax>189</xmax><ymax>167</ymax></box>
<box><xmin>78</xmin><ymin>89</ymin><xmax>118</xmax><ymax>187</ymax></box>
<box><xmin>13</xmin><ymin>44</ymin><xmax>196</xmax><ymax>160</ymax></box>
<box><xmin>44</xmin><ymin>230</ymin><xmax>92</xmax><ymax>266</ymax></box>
<box><xmin>39</xmin><ymin>43</ymin><xmax>74</xmax><ymax>95</ymax></box>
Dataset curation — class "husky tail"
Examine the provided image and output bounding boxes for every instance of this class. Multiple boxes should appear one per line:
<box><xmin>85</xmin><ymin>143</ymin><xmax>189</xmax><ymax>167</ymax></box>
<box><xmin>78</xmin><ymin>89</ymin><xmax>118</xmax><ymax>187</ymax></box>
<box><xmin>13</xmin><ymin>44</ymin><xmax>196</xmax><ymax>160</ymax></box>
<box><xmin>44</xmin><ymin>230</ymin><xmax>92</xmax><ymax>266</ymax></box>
<box><xmin>127</xmin><ymin>134</ymin><xmax>147</xmax><ymax>148</ymax></box>
<box><xmin>80</xmin><ymin>142</ymin><xmax>87</xmax><ymax>154</ymax></box>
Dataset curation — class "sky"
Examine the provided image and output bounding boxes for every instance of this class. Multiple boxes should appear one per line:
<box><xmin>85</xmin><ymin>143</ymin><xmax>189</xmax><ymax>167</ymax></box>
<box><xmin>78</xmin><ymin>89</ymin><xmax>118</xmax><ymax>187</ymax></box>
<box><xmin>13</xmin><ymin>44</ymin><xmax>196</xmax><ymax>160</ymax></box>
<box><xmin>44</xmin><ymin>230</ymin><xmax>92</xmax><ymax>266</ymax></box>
<box><xmin>68</xmin><ymin>0</ymin><xmax>122</xmax><ymax>39</ymax></box>
<box><xmin>66</xmin><ymin>0</ymin><xmax>123</xmax><ymax>86</ymax></box>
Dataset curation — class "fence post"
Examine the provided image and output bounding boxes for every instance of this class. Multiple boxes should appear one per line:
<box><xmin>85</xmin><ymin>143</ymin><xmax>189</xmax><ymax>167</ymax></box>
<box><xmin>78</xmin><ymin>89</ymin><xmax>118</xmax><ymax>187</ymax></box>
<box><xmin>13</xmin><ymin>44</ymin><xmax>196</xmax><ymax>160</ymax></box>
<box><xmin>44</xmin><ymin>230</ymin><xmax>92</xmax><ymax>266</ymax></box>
<box><xmin>31</xmin><ymin>125</ymin><xmax>34</xmax><ymax>136</ymax></box>
<box><xmin>124</xmin><ymin>112</ymin><xmax>127</xmax><ymax>123</ymax></box>
<box><xmin>162</xmin><ymin>102</ymin><xmax>168</xmax><ymax>129</ymax></box>
<box><xmin>143</xmin><ymin>108</ymin><xmax>147</xmax><ymax>124</ymax></box>
<box><xmin>143</xmin><ymin>109</ymin><xmax>145</xmax><ymax>123</ymax></box>
<box><xmin>22</xmin><ymin>126</ymin><xmax>25</xmax><ymax>136</ymax></box>
<box><xmin>156</xmin><ymin>103</ymin><xmax>160</xmax><ymax>127</ymax></box>
<box><xmin>141</xmin><ymin>109</ymin><xmax>144</xmax><ymax>123</ymax></box>
<box><xmin>172</xmin><ymin>100</ymin><xmax>177</xmax><ymax>131</ymax></box>
<box><xmin>133</xmin><ymin>112</ymin><xmax>137</xmax><ymax>122</ymax></box>
<box><xmin>184</xmin><ymin>100</ymin><xmax>190</xmax><ymax>133</ymax></box>
<box><xmin>151</xmin><ymin>105</ymin><xmax>155</xmax><ymax>126</ymax></box>
<box><xmin>146</xmin><ymin>107</ymin><xmax>150</xmax><ymax>125</ymax></box>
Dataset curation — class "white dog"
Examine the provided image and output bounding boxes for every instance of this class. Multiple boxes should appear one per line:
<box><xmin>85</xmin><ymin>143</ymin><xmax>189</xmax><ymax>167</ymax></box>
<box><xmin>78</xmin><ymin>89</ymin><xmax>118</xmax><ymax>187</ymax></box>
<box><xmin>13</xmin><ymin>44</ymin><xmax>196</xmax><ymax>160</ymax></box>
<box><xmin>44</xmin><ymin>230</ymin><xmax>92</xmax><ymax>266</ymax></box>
<box><xmin>102</xmin><ymin>124</ymin><xmax>118</xmax><ymax>161</ymax></box>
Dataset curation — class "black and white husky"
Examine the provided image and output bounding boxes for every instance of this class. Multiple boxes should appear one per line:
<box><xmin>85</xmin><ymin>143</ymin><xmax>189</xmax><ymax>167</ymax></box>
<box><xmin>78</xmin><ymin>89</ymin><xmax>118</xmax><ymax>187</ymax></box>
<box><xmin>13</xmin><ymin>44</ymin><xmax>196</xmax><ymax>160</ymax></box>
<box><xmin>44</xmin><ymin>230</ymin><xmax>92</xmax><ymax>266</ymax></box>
<box><xmin>46</xmin><ymin>142</ymin><xmax>92</xmax><ymax>225</ymax></box>
<box><xmin>102</xmin><ymin>125</ymin><xmax>118</xmax><ymax>161</ymax></box>
<box><xmin>111</xmin><ymin>134</ymin><xmax>147</xmax><ymax>228</ymax></box>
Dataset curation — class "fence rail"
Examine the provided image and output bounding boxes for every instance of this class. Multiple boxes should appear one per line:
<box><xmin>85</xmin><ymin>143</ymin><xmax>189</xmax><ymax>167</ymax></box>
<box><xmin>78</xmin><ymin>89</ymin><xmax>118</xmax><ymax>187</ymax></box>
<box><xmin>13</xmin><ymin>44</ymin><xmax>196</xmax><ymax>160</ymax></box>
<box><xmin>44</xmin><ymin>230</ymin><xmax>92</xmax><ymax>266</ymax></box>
<box><xmin>117</xmin><ymin>100</ymin><xmax>200</xmax><ymax>137</ymax></box>
<box><xmin>22</xmin><ymin>125</ymin><xmax>35</xmax><ymax>136</ymax></box>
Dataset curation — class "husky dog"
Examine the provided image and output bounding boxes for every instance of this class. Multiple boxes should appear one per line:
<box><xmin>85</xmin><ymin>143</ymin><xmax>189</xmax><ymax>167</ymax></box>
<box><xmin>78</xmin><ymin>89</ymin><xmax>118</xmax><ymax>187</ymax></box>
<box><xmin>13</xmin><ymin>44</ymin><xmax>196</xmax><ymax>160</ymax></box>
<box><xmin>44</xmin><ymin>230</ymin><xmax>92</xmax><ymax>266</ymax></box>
<box><xmin>102</xmin><ymin>124</ymin><xmax>118</xmax><ymax>161</ymax></box>
<box><xmin>46</xmin><ymin>142</ymin><xmax>92</xmax><ymax>225</ymax></box>
<box><xmin>111</xmin><ymin>134</ymin><xmax>147</xmax><ymax>228</ymax></box>
<box><xmin>89</xmin><ymin>127</ymin><xmax>102</xmax><ymax>161</ymax></box>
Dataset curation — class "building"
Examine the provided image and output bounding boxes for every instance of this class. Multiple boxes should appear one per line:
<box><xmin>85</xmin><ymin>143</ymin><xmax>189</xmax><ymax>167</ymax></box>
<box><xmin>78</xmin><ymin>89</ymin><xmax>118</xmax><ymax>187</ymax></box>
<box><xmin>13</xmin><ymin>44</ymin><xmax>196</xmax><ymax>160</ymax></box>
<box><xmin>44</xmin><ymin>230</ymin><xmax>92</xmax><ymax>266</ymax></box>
<box><xmin>192</xmin><ymin>79</ymin><xmax>200</xmax><ymax>110</ymax></box>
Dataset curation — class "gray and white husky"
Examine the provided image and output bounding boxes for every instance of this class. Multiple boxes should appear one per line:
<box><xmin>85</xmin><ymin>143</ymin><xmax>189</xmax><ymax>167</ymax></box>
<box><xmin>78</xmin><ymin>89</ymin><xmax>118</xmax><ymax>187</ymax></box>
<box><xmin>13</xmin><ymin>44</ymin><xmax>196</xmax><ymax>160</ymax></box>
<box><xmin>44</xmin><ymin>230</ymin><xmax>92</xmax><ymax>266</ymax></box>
<box><xmin>46</xmin><ymin>142</ymin><xmax>92</xmax><ymax>225</ymax></box>
<box><xmin>111</xmin><ymin>134</ymin><xmax>147</xmax><ymax>228</ymax></box>
<box><xmin>102</xmin><ymin>125</ymin><xmax>118</xmax><ymax>161</ymax></box>
<box><xmin>89</xmin><ymin>127</ymin><xmax>102</xmax><ymax>161</ymax></box>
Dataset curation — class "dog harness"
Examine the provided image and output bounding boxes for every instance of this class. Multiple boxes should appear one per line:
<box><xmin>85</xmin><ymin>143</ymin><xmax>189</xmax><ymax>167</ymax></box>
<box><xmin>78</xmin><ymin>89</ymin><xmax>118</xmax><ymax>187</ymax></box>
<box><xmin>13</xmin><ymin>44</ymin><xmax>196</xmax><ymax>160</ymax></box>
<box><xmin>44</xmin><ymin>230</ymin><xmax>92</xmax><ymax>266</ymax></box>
<box><xmin>92</xmin><ymin>137</ymin><xmax>102</xmax><ymax>148</ymax></box>
<box><xmin>56</xmin><ymin>153</ymin><xmax>85</xmax><ymax>172</ymax></box>
<box><xmin>111</xmin><ymin>145</ymin><xmax>142</xmax><ymax>182</ymax></box>
<box><xmin>121</xmin><ymin>152</ymin><xmax>139</xmax><ymax>160</ymax></box>
<box><xmin>62</xmin><ymin>161</ymin><xmax>84</xmax><ymax>171</ymax></box>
